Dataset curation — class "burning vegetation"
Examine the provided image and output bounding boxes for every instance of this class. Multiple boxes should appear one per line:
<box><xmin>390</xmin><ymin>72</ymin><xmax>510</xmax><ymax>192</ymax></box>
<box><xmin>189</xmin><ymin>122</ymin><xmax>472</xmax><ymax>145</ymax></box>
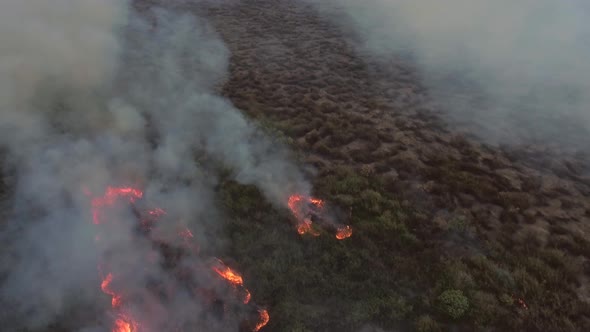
<box><xmin>90</xmin><ymin>186</ymin><xmax>269</xmax><ymax>331</ymax></box>
<box><xmin>287</xmin><ymin>194</ymin><xmax>352</xmax><ymax>240</ymax></box>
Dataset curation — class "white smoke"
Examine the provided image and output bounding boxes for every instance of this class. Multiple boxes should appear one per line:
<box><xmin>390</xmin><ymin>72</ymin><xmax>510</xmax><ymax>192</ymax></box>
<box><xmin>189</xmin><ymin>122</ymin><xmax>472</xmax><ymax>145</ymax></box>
<box><xmin>0</xmin><ymin>0</ymin><xmax>308</xmax><ymax>330</ymax></box>
<box><xmin>305</xmin><ymin>0</ymin><xmax>590</xmax><ymax>147</ymax></box>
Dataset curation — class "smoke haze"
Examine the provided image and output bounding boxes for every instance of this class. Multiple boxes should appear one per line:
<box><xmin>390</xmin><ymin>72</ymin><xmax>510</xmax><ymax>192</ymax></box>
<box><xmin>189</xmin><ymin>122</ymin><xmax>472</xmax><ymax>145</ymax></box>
<box><xmin>0</xmin><ymin>0</ymin><xmax>307</xmax><ymax>330</ymax></box>
<box><xmin>305</xmin><ymin>0</ymin><xmax>590</xmax><ymax>147</ymax></box>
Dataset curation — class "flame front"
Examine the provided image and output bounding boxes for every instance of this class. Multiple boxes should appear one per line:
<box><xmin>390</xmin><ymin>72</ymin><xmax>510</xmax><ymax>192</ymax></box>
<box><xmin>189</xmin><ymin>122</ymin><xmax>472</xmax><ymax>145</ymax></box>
<box><xmin>254</xmin><ymin>309</ymin><xmax>270</xmax><ymax>332</ymax></box>
<box><xmin>287</xmin><ymin>194</ymin><xmax>305</xmax><ymax>220</ymax></box>
<box><xmin>212</xmin><ymin>259</ymin><xmax>258</xmax><ymax>312</ymax></box>
<box><xmin>92</xmin><ymin>186</ymin><xmax>143</xmax><ymax>225</ymax></box>
<box><xmin>297</xmin><ymin>219</ymin><xmax>320</xmax><ymax>236</ymax></box>
<box><xmin>243</xmin><ymin>289</ymin><xmax>252</xmax><ymax>304</ymax></box>
<box><xmin>113</xmin><ymin>314</ymin><xmax>138</xmax><ymax>332</ymax></box>
<box><xmin>90</xmin><ymin>186</ymin><xmax>269</xmax><ymax>331</ymax></box>
<box><xmin>288</xmin><ymin>194</ymin><xmax>321</xmax><ymax>236</ymax></box>
<box><xmin>335</xmin><ymin>225</ymin><xmax>353</xmax><ymax>240</ymax></box>
<box><xmin>101</xmin><ymin>273</ymin><xmax>123</xmax><ymax>307</ymax></box>
<box><xmin>212</xmin><ymin>260</ymin><xmax>244</xmax><ymax>286</ymax></box>
<box><xmin>179</xmin><ymin>227</ymin><xmax>194</xmax><ymax>240</ymax></box>
<box><xmin>287</xmin><ymin>193</ymin><xmax>351</xmax><ymax>239</ymax></box>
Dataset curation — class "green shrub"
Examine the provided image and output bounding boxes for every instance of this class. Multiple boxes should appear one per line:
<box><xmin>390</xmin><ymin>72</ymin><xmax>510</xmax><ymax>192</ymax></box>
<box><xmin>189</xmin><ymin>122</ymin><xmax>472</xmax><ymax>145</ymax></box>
<box><xmin>438</xmin><ymin>260</ymin><xmax>475</xmax><ymax>291</ymax></box>
<box><xmin>437</xmin><ymin>289</ymin><xmax>469</xmax><ymax>320</ymax></box>
<box><xmin>415</xmin><ymin>315</ymin><xmax>441</xmax><ymax>332</ymax></box>
<box><xmin>469</xmin><ymin>291</ymin><xmax>506</xmax><ymax>326</ymax></box>
<box><xmin>359</xmin><ymin>189</ymin><xmax>383</xmax><ymax>214</ymax></box>
<box><xmin>448</xmin><ymin>215</ymin><xmax>469</xmax><ymax>233</ymax></box>
<box><xmin>383</xmin><ymin>295</ymin><xmax>413</xmax><ymax>319</ymax></box>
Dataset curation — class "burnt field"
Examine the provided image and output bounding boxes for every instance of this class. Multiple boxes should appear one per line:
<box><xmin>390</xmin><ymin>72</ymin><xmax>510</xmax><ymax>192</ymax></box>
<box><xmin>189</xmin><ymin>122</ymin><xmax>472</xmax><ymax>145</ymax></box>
<box><xmin>1</xmin><ymin>0</ymin><xmax>590</xmax><ymax>331</ymax></box>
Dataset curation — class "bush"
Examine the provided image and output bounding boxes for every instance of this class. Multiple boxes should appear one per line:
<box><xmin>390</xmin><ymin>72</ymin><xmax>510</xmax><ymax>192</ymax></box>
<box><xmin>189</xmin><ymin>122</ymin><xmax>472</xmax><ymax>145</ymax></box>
<box><xmin>382</xmin><ymin>295</ymin><xmax>413</xmax><ymax>320</ymax></box>
<box><xmin>437</xmin><ymin>289</ymin><xmax>469</xmax><ymax>320</ymax></box>
<box><xmin>359</xmin><ymin>189</ymin><xmax>383</xmax><ymax>214</ymax></box>
<box><xmin>469</xmin><ymin>290</ymin><xmax>505</xmax><ymax>327</ymax></box>
<box><xmin>415</xmin><ymin>315</ymin><xmax>441</xmax><ymax>332</ymax></box>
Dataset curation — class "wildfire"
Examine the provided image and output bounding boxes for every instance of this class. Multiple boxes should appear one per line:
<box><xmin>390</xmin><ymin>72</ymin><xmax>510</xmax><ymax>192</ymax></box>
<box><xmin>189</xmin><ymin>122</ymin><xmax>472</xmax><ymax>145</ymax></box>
<box><xmin>212</xmin><ymin>259</ymin><xmax>244</xmax><ymax>286</ymax></box>
<box><xmin>101</xmin><ymin>273</ymin><xmax>123</xmax><ymax>307</ymax></box>
<box><xmin>212</xmin><ymin>259</ymin><xmax>257</xmax><ymax>309</ymax></box>
<box><xmin>90</xmin><ymin>186</ymin><xmax>270</xmax><ymax>331</ymax></box>
<box><xmin>335</xmin><ymin>225</ymin><xmax>353</xmax><ymax>240</ymax></box>
<box><xmin>254</xmin><ymin>309</ymin><xmax>270</xmax><ymax>332</ymax></box>
<box><xmin>243</xmin><ymin>289</ymin><xmax>252</xmax><ymax>304</ymax></box>
<box><xmin>91</xmin><ymin>186</ymin><xmax>143</xmax><ymax>225</ymax></box>
<box><xmin>287</xmin><ymin>193</ymin><xmax>352</xmax><ymax>239</ymax></box>
<box><xmin>296</xmin><ymin>219</ymin><xmax>320</xmax><ymax>236</ymax></box>
<box><xmin>515</xmin><ymin>297</ymin><xmax>529</xmax><ymax>310</ymax></box>
<box><xmin>113</xmin><ymin>314</ymin><xmax>139</xmax><ymax>332</ymax></box>
<box><xmin>309</xmin><ymin>198</ymin><xmax>324</xmax><ymax>208</ymax></box>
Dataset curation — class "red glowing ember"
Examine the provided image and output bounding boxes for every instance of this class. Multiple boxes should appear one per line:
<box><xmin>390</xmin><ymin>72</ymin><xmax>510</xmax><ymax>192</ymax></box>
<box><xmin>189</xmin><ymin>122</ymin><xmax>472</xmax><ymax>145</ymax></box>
<box><xmin>516</xmin><ymin>298</ymin><xmax>529</xmax><ymax>310</ymax></box>
<box><xmin>254</xmin><ymin>309</ymin><xmax>270</xmax><ymax>332</ymax></box>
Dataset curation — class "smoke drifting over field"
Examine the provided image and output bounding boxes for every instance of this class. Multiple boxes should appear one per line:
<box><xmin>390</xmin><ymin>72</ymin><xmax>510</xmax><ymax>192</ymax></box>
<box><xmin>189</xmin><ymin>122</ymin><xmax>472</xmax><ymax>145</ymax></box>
<box><xmin>0</xmin><ymin>0</ymin><xmax>306</xmax><ymax>330</ymax></box>
<box><xmin>306</xmin><ymin>0</ymin><xmax>590</xmax><ymax>147</ymax></box>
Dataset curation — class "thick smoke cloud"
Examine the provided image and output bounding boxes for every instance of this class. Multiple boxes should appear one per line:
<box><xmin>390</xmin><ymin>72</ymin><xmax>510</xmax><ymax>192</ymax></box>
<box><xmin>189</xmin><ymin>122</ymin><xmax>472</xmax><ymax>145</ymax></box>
<box><xmin>305</xmin><ymin>0</ymin><xmax>590</xmax><ymax>147</ymax></box>
<box><xmin>0</xmin><ymin>0</ymin><xmax>307</xmax><ymax>330</ymax></box>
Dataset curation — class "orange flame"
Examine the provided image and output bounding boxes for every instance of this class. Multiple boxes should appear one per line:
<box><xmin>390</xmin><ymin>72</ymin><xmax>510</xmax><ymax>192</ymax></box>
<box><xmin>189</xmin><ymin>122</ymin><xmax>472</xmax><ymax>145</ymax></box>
<box><xmin>288</xmin><ymin>194</ymin><xmax>323</xmax><ymax>236</ymax></box>
<box><xmin>92</xmin><ymin>186</ymin><xmax>143</xmax><ymax>224</ymax></box>
<box><xmin>212</xmin><ymin>259</ymin><xmax>244</xmax><ymax>286</ymax></box>
<box><xmin>113</xmin><ymin>314</ymin><xmax>139</xmax><ymax>332</ymax></box>
<box><xmin>91</xmin><ymin>187</ymin><xmax>144</xmax><ymax>331</ymax></box>
<box><xmin>100</xmin><ymin>272</ymin><xmax>139</xmax><ymax>331</ymax></box>
<box><xmin>288</xmin><ymin>194</ymin><xmax>352</xmax><ymax>239</ymax></box>
<box><xmin>243</xmin><ymin>289</ymin><xmax>252</xmax><ymax>304</ymax></box>
<box><xmin>287</xmin><ymin>194</ymin><xmax>305</xmax><ymax>220</ymax></box>
<box><xmin>297</xmin><ymin>219</ymin><xmax>320</xmax><ymax>236</ymax></box>
<box><xmin>253</xmin><ymin>309</ymin><xmax>270</xmax><ymax>332</ymax></box>
<box><xmin>101</xmin><ymin>273</ymin><xmax>123</xmax><ymax>308</ymax></box>
<box><xmin>91</xmin><ymin>186</ymin><xmax>268</xmax><ymax>330</ymax></box>
<box><xmin>335</xmin><ymin>225</ymin><xmax>353</xmax><ymax>240</ymax></box>
<box><xmin>309</xmin><ymin>198</ymin><xmax>324</xmax><ymax>208</ymax></box>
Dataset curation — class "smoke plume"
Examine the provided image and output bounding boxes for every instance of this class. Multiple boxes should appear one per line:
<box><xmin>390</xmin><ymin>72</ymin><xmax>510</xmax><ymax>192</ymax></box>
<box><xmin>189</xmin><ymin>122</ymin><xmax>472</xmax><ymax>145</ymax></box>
<box><xmin>0</xmin><ymin>0</ymin><xmax>307</xmax><ymax>330</ymax></box>
<box><xmin>305</xmin><ymin>0</ymin><xmax>590</xmax><ymax>147</ymax></box>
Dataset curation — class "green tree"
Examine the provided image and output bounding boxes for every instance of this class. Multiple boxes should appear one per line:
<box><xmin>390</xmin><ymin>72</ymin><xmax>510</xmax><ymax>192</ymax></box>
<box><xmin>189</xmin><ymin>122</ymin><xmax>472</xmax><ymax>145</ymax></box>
<box><xmin>437</xmin><ymin>289</ymin><xmax>469</xmax><ymax>320</ymax></box>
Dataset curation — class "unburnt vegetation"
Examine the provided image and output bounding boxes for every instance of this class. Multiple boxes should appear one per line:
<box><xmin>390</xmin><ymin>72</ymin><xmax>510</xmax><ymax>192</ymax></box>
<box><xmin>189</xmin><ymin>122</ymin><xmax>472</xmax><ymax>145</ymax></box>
<box><xmin>2</xmin><ymin>0</ymin><xmax>588</xmax><ymax>331</ymax></box>
<box><xmin>200</xmin><ymin>0</ymin><xmax>590</xmax><ymax>331</ymax></box>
